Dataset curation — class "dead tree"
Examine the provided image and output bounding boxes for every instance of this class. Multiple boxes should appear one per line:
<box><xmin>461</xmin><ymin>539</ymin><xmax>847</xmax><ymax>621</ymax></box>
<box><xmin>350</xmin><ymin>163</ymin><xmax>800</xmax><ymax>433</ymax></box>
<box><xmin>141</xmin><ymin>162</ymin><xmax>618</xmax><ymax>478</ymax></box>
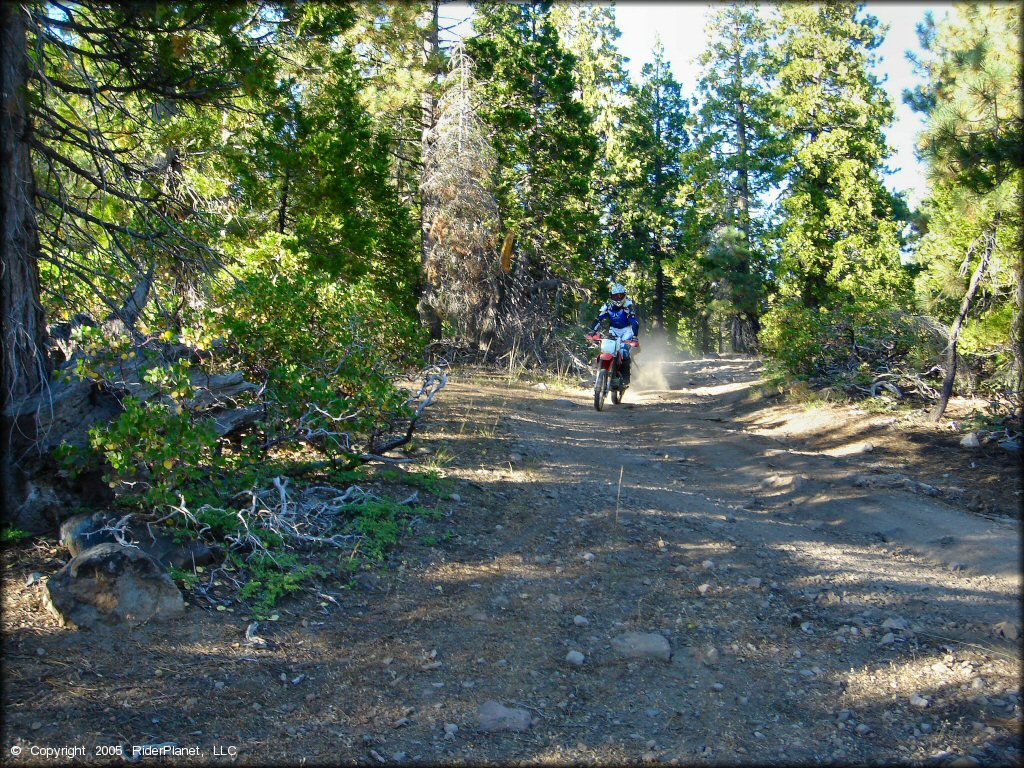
<box><xmin>932</xmin><ymin>214</ymin><xmax>999</xmax><ymax>422</ymax></box>
<box><xmin>417</xmin><ymin>0</ymin><xmax>444</xmax><ymax>339</ymax></box>
<box><xmin>421</xmin><ymin>44</ymin><xmax>501</xmax><ymax>348</ymax></box>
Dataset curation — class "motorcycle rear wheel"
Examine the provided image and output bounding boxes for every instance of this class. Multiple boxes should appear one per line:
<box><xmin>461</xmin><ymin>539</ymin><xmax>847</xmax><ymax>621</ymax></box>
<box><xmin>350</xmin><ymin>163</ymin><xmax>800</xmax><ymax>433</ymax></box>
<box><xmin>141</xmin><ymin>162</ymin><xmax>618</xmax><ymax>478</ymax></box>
<box><xmin>594</xmin><ymin>369</ymin><xmax>608</xmax><ymax>411</ymax></box>
<box><xmin>611</xmin><ymin>387</ymin><xmax>622</xmax><ymax>405</ymax></box>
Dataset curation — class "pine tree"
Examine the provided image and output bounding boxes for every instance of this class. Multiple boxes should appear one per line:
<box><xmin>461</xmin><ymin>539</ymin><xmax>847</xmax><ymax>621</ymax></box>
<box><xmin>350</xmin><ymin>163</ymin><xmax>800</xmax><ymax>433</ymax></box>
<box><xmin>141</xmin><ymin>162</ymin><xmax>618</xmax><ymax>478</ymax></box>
<box><xmin>342</xmin><ymin>1</ymin><xmax>436</xmax><ymax>205</ymax></box>
<box><xmin>905</xmin><ymin>5</ymin><xmax>1023</xmax><ymax>420</ymax></box>
<box><xmin>617</xmin><ymin>38</ymin><xmax>691</xmax><ymax>330</ymax></box>
<box><xmin>692</xmin><ymin>3</ymin><xmax>782</xmax><ymax>351</ymax></box>
<box><xmin>468</xmin><ymin>1</ymin><xmax>600</xmax><ymax>298</ymax></box>
<box><xmin>224</xmin><ymin>4</ymin><xmax>419</xmax><ymax>308</ymax></box>
<box><xmin>770</xmin><ymin>1</ymin><xmax>908</xmax><ymax>312</ymax></box>
<box><xmin>550</xmin><ymin>2</ymin><xmax>630</xmax><ymax>279</ymax></box>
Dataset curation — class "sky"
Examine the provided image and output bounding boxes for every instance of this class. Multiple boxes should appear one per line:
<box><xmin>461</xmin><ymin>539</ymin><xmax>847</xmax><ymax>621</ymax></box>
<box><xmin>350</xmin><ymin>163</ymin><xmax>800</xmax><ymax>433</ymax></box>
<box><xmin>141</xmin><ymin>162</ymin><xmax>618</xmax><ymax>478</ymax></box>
<box><xmin>439</xmin><ymin>2</ymin><xmax>951</xmax><ymax>208</ymax></box>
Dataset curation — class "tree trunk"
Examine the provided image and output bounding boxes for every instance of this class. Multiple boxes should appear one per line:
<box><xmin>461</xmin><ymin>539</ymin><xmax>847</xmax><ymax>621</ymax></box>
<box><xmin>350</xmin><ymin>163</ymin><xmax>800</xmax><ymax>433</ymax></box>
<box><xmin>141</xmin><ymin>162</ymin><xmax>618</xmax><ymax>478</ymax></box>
<box><xmin>731</xmin><ymin>47</ymin><xmax>759</xmax><ymax>353</ymax></box>
<box><xmin>525</xmin><ymin>10</ymin><xmax>542</xmax><ymax>283</ymax></box>
<box><xmin>417</xmin><ymin>0</ymin><xmax>443</xmax><ymax>339</ymax></box>
<box><xmin>652</xmin><ymin>249</ymin><xmax>665</xmax><ymax>330</ymax></box>
<box><xmin>932</xmin><ymin>215</ymin><xmax>999</xmax><ymax>422</ymax></box>
<box><xmin>2</xmin><ymin>3</ymin><xmax>53</xmax><ymax>526</ymax></box>
<box><xmin>697</xmin><ymin>313</ymin><xmax>711</xmax><ymax>355</ymax></box>
<box><xmin>1012</xmin><ymin>230</ymin><xmax>1024</xmax><ymax>432</ymax></box>
<box><xmin>277</xmin><ymin>170</ymin><xmax>289</xmax><ymax>235</ymax></box>
<box><xmin>652</xmin><ymin>89</ymin><xmax>665</xmax><ymax>331</ymax></box>
<box><xmin>731</xmin><ymin>314</ymin><xmax>758</xmax><ymax>354</ymax></box>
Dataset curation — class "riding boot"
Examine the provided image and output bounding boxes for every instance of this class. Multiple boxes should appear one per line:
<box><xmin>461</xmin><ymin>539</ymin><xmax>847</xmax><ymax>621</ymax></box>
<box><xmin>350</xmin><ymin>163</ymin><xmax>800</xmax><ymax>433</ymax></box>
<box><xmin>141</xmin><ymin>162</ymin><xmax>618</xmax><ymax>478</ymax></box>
<box><xmin>621</xmin><ymin>358</ymin><xmax>631</xmax><ymax>386</ymax></box>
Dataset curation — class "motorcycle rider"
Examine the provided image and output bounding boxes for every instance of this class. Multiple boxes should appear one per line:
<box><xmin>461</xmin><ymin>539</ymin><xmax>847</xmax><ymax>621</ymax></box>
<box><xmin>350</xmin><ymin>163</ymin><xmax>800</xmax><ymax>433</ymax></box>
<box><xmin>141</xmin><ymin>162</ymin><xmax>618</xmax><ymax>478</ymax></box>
<box><xmin>589</xmin><ymin>282</ymin><xmax>639</xmax><ymax>386</ymax></box>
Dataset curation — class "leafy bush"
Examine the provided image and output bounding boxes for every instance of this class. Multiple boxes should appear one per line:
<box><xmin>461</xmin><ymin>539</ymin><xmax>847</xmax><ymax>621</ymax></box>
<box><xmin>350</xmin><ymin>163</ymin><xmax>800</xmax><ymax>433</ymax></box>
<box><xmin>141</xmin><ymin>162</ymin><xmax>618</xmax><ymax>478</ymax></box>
<box><xmin>57</xmin><ymin>351</ymin><xmax>224</xmax><ymax>509</ymax></box>
<box><xmin>89</xmin><ymin>394</ymin><xmax>219</xmax><ymax>508</ymax></box>
<box><xmin>760</xmin><ymin>299</ymin><xmax>927</xmax><ymax>379</ymax></box>
<box><xmin>54</xmin><ymin>232</ymin><xmax>441</xmax><ymax>618</ymax></box>
<box><xmin>1</xmin><ymin>527</ymin><xmax>32</xmax><ymax>544</ymax></box>
<box><xmin>210</xmin><ymin>234</ymin><xmax>426</xmax><ymax>461</ymax></box>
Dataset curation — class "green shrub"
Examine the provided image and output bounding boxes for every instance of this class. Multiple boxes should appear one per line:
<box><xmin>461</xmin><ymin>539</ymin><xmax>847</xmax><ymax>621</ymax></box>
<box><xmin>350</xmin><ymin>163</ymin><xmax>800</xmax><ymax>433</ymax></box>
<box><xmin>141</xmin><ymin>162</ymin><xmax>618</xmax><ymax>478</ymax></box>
<box><xmin>209</xmin><ymin>234</ymin><xmax>426</xmax><ymax>462</ymax></box>
<box><xmin>52</xmin><ymin>234</ymin><xmax>436</xmax><ymax>620</ymax></box>
<box><xmin>89</xmin><ymin>394</ymin><xmax>219</xmax><ymax>508</ymax></box>
<box><xmin>377</xmin><ymin>467</ymin><xmax>455</xmax><ymax>498</ymax></box>
<box><xmin>761</xmin><ymin>299</ymin><xmax>926</xmax><ymax>379</ymax></box>
<box><xmin>236</xmin><ymin>552</ymin><xmax>324</xmax><ymax>618</ymax></box>
<box><xmin>1</xmin><ymin>527</ymin><xmax>32</xmax><ymax>544</ymax></box>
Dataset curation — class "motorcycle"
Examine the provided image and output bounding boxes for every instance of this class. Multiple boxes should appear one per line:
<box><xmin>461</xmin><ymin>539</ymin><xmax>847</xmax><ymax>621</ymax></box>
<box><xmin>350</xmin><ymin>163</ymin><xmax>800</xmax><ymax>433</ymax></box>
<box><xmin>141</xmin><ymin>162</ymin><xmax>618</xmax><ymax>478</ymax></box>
<box><xmin>586</xmin><ymin>332</ymin><xmax>640</xmax><ymax>411</ymax></box>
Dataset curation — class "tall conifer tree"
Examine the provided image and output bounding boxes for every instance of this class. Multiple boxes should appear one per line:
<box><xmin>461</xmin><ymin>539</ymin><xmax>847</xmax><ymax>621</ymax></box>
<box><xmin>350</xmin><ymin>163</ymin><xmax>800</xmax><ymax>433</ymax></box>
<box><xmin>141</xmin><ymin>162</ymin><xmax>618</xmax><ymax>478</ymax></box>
<box><xmin>905</xmin><ymin>4</ymin><xmax>1023</xmax><ymax>419</ymax></box>
<box><xmin>770</xmin><ymin>1</ymin><xmax>907</xmax><ymax>311</ymax></box>
<box><xmin>551</xmin><ymin>2</ymin><xmax>630</xmax><ymax>279</ymax></box>
<box><xmin>468</xmin><ymin>1</ymin><xmax>599</xmax><ymax>298</ymax></box>
<box><xmin>617</xmin><ymin>39</ymin><xmax>691</xmax><ymax>330</ymax></box>
<box><xmin>692</xmin><ymin>3</ymin><xmax>781</xmax><ymax>351</ymax></box>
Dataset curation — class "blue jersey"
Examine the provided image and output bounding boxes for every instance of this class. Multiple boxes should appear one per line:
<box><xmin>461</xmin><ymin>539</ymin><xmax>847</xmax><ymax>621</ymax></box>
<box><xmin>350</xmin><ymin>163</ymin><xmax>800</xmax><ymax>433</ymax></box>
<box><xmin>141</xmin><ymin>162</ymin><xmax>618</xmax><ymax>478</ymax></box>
<box><xmin>591</xmin><ymin>301</ymin><xmax>639</xmax><ymax>335</ymax></box>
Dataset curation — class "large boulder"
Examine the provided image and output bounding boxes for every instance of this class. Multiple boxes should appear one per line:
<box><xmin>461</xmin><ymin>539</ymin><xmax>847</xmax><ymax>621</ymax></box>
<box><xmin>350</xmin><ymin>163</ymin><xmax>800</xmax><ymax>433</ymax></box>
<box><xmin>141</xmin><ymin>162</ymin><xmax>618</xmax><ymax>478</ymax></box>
<box><xmin>44</xmin><ymin>543</ymin><xmax>185</xmax><ymax>629</ymax></box>
<box><xmin>59</xmin><ymin>511</ymin><xmax>214</xmax><ymax>569</ymax></box>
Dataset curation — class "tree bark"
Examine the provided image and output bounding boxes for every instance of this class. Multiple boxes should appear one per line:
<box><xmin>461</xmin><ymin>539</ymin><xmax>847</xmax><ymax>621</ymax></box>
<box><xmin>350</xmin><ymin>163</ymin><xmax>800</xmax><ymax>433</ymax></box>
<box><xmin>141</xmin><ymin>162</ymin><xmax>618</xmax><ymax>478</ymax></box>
<box><xmin>652</xmin><ymin>247</ymin><xmax>665</xmax><ymax>331</ymax></box>
<box><xmin>731</xmin><ymin>314</ymin><xmax>759</xmax><ymax>354</ymax></box>
<box><xmin>525</xmin><ymin>9</ymin><xmax>542</xmax><ymax>283</ymax></box>
<box><xmin>417</xmin><ymin>0</ymin><xmax>443</xmax><ymax>339</ymax></box>
<box><xmin>931</xmin><ymin>214</ymin><xmax>999</xmax><ymax>422</ymax></box>
<box><xmin>730</xmin><ymin>46</ymin><xmax>759</xmax><ymax>353</ymax></box>
<box><xmin>2</xmin><ymin>3</ymin><xmax>53</xmax><ymax>525</ymax></box>
<box><xmin>651</xmin><ymin>77</ymin><xmax>665</xmax><ymax>331</ymax></box>
<box><xmin>277</xmin><ymin>169</ymin><xmax>289</xmax><ymax>235</ymax></box>
<box><xmin>696</xmin><ymin>313</ymin><xmax>711</xmax><ymax>355</ymax></box>
<box><xmin>1014</xmin><ymin>243</ymin><xmax>1024</xmax><ymax>431</ymax></box>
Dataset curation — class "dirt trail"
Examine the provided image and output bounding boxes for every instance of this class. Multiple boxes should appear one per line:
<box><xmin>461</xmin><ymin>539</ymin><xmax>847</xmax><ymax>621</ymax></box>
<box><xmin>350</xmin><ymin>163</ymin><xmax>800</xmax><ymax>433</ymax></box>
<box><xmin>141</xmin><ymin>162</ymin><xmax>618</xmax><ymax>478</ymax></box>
<box><xmin>3</xmin><ymin>356</ymin><xmax>1021</xmax><ymax>766</ymax></box>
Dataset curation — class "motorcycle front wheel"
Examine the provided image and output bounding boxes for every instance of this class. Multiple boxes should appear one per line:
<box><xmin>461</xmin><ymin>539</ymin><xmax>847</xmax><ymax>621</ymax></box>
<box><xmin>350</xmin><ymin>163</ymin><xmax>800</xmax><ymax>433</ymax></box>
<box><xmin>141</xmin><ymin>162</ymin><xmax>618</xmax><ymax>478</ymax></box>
<box><xmin>610</xmin><ymin>359</ymin><xmax>623</xmax><ymax>404</ymax></box>
<box><xmin>594</xmin><ymin>369</ymin><xmax>608</xmax><ymax>411</ymax></box>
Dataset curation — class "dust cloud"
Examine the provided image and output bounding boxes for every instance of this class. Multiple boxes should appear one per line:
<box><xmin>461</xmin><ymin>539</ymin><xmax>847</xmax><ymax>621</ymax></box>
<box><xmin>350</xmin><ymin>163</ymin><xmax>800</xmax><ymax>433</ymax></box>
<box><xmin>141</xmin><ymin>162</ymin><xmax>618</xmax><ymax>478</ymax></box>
<box><xmin>632</xmin><ymin>332</ymin><xmax>687</xmax><ymax>392</ymax></box>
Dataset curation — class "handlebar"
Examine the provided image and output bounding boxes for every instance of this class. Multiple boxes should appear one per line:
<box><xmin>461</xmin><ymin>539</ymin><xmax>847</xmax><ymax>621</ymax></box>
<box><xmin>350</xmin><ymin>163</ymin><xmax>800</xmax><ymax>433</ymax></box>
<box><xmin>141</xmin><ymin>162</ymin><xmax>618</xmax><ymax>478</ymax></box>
<box><xmin>586</xmin><ymin>334</ymin><xmax>639</xmax><ymax>346</ymax></box>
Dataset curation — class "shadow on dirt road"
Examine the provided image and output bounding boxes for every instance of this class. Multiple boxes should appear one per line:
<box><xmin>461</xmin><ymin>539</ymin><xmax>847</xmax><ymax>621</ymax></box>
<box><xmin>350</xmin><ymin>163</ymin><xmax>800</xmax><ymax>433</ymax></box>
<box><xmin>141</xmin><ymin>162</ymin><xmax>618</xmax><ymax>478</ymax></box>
<box><xmin>3</xmin><ymin>356</ymin><xmax>1020</xmax><ymax>766</ymax></box>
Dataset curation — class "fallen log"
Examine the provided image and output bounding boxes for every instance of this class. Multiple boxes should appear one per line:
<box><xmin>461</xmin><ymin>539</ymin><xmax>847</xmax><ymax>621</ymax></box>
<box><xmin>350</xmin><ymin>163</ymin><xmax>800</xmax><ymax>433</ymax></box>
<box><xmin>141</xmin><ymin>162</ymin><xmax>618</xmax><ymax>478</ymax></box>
<box><xmin>3</xmin><ymin>349</ymin><xmax>261</xmax><ymax>533</ymax></box>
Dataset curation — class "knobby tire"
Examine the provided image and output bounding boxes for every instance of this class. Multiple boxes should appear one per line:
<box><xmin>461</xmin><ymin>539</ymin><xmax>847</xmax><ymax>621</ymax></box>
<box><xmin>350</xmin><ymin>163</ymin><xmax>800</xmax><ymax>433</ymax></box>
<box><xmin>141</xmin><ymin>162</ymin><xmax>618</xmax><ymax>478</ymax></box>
<box><xmin>594</xmin><ymin>369</ymin><xmax>608</xmax><ymax>411</ymax></box>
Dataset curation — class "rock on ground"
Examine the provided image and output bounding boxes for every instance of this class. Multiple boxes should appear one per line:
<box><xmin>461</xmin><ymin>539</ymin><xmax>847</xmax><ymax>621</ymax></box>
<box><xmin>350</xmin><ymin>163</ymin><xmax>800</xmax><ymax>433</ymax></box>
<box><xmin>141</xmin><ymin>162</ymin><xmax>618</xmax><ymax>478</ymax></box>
<box><xmin>59</xmin><ymin>511</ymin><xmax>213</xmax><ymax>569</ymax></box>
<box><xmin>60</xmin><ymin>512</ymin><xmax>118</xmax><ymax>556</ymax></box>
<box><xmin>611</xmin><ymin>632</ymin><xmax>672</xmax><ymax>661</ymax></box>
<box><xmin>44</xmin><ymin>543</ymin><xmax>185</xmax><ymax>629</ymax></box>
<box><xmin>476</xmin><ymin>701</ymin><xmax>532</xmax><ymax>732</ymax></box>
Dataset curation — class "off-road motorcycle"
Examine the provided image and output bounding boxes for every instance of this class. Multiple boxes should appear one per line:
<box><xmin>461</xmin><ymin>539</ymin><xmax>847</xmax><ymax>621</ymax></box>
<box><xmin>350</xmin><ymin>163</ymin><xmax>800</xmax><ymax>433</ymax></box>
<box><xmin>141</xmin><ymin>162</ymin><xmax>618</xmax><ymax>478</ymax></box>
<box><xmin>586</xmin><ymin>333</ymin><xmax>640</xmax><ymax>411</ymax></box>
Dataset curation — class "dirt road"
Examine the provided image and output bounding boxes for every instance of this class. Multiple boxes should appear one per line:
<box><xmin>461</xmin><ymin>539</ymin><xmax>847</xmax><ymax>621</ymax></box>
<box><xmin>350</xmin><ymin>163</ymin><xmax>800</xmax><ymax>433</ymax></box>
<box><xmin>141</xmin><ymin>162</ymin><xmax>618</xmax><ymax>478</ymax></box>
<box><xmin>4</xmin><ymin>355</ymin><xmax>1021</xmax><ymax>765</ymax></box>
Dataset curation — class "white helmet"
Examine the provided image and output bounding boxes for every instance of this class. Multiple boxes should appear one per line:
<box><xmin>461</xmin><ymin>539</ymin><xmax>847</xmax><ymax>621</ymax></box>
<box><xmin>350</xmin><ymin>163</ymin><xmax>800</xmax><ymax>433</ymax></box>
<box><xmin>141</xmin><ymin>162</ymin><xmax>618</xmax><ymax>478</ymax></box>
<box><xmin>609</xmin><ymin>282</ymin><xmax>627</xmax><ymax>309</ymax></box>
